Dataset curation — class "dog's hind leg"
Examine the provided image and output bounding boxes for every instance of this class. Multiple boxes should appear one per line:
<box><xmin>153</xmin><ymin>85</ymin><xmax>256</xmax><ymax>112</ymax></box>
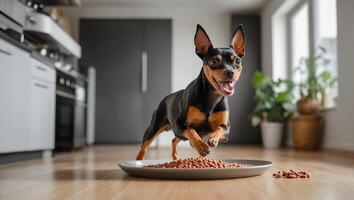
<box><xmin>136</xmin><ymin>104</ymin><xmax>170</xmax><ymax>160</ymax></box>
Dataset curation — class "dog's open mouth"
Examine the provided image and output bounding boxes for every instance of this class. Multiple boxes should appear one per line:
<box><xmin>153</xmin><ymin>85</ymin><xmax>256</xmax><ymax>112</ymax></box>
<box><xmin>213</xmin><ymin>77</ymin><xmax>235</xmax><ymax>96</ymax></box>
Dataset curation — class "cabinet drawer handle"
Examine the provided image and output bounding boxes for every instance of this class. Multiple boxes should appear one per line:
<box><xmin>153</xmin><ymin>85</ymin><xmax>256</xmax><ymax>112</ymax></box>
<box><xmin>0</xmin><ymin>48</ymin><xmax>12</xmax><ymax>56</ymax></box>
<box><xmin>56</xmin><ymin>90</ymin><xmax>75</xmax><ymax>100</ymax></box>
<box><xmin>36</xmin><ymin>65</ymin><xmax>47</xmax><ymax>72</ymax></box>
<box><xmin>35</xmin><ymin>83</ymin><xmax>49</xmax><ymax>89</ymax></box>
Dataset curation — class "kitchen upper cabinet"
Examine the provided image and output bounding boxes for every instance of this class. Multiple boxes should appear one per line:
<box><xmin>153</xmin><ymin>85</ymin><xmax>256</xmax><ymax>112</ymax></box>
<box><xmin>0</xmin><ymin>38</ymin><xmax>30</xmax><ymax>153</ymax></box>
<box><xmin>28</xmin><ymin>78</ymin><xmax>55</xmax><ymax>150</ymax></box>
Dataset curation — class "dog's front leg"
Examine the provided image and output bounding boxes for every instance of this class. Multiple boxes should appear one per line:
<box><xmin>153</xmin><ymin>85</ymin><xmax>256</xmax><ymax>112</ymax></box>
<box><xmin>183</xmin><ymin>128</ymin><xmax>210</xmax><ymax>157</ymax></box>
<box><xmin>207</xmin><ymin>111</ymin><xmax>229</xmax><ymax>147</ymax></box>
<box><xmin>207</xmin><ymin>126</ymin><xmax>227</xmax><ymax>147</ymax></box>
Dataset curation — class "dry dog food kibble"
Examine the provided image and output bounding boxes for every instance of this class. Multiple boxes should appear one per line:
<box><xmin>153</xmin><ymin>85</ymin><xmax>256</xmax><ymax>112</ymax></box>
<box><xmin>144</xmin><ymin>157</ymin><xmax>252</xmax><ymax>169</ymax></box>
<box><xmin>273</xmin><ymin>170</ymin><xmax>310</xmax><ymax>179</ymax></box>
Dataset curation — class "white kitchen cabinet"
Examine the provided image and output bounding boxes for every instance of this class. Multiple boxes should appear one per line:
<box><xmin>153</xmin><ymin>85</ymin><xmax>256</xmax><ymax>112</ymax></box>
<box><xmin>30</xmin><ymin>58</ymin><xmax>55</xmax><ymax>83</ymax></box>
<box><xmin>0</xmin><ymin>38</ymin><xmax>30</xmax><ymax>153</ymax></box>
<box><xmin>0</xmin><ymin>38</ymin><xmax>56</xmax><ymax>153</ymax></box>
<box><xmin>28</xmin><ymin>78</ymin><xmax>55</xmax><ymax>150</ymax></box>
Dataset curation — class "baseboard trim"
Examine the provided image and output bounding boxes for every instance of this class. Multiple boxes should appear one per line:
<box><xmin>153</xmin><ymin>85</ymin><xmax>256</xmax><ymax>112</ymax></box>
<box><xmin>0</xmin><ymin>151</ymin><xmax>43</xmax><ymax>165</ymax></box>
<box><xmin>323</xmin><ymin>142</ymin><xmax>354</xmax><ymax>152</ymax></box>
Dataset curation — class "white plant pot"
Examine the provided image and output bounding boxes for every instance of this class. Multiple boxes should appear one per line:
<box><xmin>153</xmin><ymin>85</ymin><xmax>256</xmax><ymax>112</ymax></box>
<box><xmin>261</xmin><ymin>122</ymin><xmax>284</xmax><ymax>149</ymax></box>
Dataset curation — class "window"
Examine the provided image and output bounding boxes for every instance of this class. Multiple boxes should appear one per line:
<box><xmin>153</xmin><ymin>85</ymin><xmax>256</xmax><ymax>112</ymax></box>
<box><xmin>315</xmin><ymin>0</ymin><xmax>338</xmax><ymax>98</ymax></box>
<box><xmin>290</xmin><ymin>3</ymin><xmax>310</xmax><ymax>86</ymax></box>
<box><xmin>284</xmin><ymin>0</ymin><xmax>338</xmax><ymax>106</ymax></box>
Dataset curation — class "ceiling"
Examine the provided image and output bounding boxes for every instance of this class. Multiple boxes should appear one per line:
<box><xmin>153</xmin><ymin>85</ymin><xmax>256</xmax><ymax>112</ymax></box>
<box><xmin>79</xmin><ymin>0</ymin><xmax>267</xmax><ymax>12</ymax></box>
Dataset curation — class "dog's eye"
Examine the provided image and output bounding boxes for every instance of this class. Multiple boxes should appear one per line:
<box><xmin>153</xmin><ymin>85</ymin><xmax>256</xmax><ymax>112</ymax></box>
<box><xmin>234</xmin><ymin>58</ymin><xmax>241</xmax><ymax>65</ymax></box>
<box><xmin>233</xmin><ymin>58</ymin><xmax>241</xmax><ymax>69</ymax></box>
<box><xmin>208</xmin><ymin>59</ymin><xmax>220</xmax><ymax>67</ymax></box>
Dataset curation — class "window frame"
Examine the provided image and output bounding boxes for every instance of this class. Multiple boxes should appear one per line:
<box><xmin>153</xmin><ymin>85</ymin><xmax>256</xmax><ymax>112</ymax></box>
<box><xmin>286</xmin><ymin>0</ymin><xmax>313</xmax><ymax>79</ymax></box>
<box><xmin>284</xmin><ymin>0</ymin><xmax>338</xmax><ymax>108</ymax></box>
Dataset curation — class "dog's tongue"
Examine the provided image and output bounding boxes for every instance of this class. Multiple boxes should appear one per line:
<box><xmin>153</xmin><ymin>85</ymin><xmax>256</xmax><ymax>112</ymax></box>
<box><xmin>220</xmin><ymin>82</ymin><xmax>234</xmax><ymax>93</ymax></box>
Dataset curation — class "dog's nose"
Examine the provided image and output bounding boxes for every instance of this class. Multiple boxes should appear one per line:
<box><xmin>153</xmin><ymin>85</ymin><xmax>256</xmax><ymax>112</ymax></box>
<box><xmin>225</xmin><ymin>70</ymin><xmax>234</xmax><ymax>77</ymax></box>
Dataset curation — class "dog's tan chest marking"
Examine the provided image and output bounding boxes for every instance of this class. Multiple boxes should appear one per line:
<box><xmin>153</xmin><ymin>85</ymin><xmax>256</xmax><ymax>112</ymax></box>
<box><xmin>208</xmin><ymin>111</ymin><xmax>229</xmax><ymax>130</ymax></box>
<box><xmin>186</xmin><ymin>106</ymin><xmax>206</xmax><ymax>125</ymax></box>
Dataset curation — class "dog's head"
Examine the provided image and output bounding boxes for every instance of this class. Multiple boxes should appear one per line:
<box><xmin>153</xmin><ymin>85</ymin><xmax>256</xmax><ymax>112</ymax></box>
<box><xmin>194</xmin><ymin>24</ymin><xmax>246</xmax><ymax>96</ymax></box>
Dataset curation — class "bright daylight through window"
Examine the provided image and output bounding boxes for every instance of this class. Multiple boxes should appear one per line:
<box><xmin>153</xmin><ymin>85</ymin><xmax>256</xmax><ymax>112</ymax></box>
<box><xmin>289</xmin><ymin>0</ymin><xmax>338</xmax><ymax>107</ymax></box>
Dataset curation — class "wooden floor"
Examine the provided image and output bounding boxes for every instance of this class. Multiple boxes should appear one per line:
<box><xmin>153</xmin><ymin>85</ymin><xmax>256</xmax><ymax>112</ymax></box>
<box><xmin>0</xmin><ymin>145</ymin><xmax>354</xmax><ymax>200</ymax></box>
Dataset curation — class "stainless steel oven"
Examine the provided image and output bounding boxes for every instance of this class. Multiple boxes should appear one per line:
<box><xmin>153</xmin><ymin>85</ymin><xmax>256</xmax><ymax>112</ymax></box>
<box><xmin>55</xmin><ymin>70</ymin><xmax>76</xmax><ymax>151</ymax></box>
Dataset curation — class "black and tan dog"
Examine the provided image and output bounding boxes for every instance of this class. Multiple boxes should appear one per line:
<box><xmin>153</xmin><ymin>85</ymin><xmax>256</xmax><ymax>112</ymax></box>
<box><xmin>136</xmin><ymin>24</ymin><xmax>246</xmax><ymax>160</ymax></box>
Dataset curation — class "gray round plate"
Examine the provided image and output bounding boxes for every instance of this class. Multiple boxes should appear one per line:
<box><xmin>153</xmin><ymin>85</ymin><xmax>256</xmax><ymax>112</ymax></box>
<box><xmin>118</xmin><ymin>159</ymin><xmax>273</xmax><ymax>180</ymax></box>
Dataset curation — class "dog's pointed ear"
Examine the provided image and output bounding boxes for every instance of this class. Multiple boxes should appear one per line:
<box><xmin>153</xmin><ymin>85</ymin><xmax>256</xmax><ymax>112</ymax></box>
<box><xmin>194</xmin><ymin>24</ymin><xmax>213</xmax><ymax>58</ymax></box>
<box><xmin>230</xmin><ymin>25</ymin><xmax>246</xmax><ymax>58</ymax></box>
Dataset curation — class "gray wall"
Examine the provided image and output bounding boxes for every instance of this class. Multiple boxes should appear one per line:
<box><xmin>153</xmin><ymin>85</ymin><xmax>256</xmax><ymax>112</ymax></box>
<box><xmin>228</xmin><ymin>15</ymin><xmax>261</xmax><ymax>144</ymax></box>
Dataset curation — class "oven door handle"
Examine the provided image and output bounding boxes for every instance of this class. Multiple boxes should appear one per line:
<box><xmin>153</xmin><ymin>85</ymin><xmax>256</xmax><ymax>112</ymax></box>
<box><xmin>56</xmin><ymin>90</ymin><xmax>76</xmax><ymax>100</ymax></box>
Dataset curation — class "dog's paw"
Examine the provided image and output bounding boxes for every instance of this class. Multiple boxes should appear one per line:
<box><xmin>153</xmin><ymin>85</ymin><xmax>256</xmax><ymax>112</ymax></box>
<box><xmin>194</xmin><ymin>139</ymin><xmax>210</xmax><ymax>157</ymax></box>
<box><xmin>207</xmin><ymin>136</ymin><xmax>219</xmax><ymax>147</ymax></box>
<box><xmin>172</xmin><ymin>153</ymin><xmax>179</xmax><ymax>161</ymax></box>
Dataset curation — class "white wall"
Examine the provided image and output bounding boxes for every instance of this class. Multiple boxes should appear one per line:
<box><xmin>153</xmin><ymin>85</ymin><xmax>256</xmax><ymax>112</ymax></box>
<box><xmin>261</xmin><ymin>0</ymin><xmax>354</xmax><ymax>151</ymax></box>
<box><xmin>322</xmin><ymin>0</ymin><xmax>354</xmax><ymax>151</ymax></box>
<box><xmin>260</xmin><ymin>0</ymin><xmax>285</xmax><ymax>76</ymax></box>
<box><xmin>60</xmin><ymin>6</ymin><xmax>232</xmax><ymax>146</ymax></box>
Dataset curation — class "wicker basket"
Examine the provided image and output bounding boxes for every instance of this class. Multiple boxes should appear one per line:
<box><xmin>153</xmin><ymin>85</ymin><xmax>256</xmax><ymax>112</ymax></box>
<box><xmin>291</xmin><ymin>114</ymin><xmax>321</xmax><ymax>150</ymax></box>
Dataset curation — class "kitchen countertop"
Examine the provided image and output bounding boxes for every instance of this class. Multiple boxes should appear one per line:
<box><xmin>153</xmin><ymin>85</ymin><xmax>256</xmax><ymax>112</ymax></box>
<box><xmin>0</xmin><ymin>30</ymin><xmax>31</xmax><ymax>52</ymax></box>
<box><xmin>0</xmin><ymin>145</ymin><xmax>353</xmax><ymax>199</ymax></box>
<box><xmin>1</xmin><ymin>28</ymin><xmax>85</xmax><ymax>79</ymax></box>
<box><xmin>30</xmin><ymin>51</ymin><xmax>56</xmax><ymax>69</ymax></box>
<box><xmin>0</xmin><ymin>30</ymin><xmax>56</xmax><ymax>69</ymax></box>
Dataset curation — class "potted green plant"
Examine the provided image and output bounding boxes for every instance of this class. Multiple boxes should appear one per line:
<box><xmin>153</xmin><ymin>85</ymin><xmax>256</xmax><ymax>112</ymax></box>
<box><xmin>291</xmin><ymin>47</ymin><xmax>337</xmax><ymax>150</ymax></box>
<box><xmin>295</xmin><ymin>47</ymin><xmax>336</xmax><ymax>114</ymax></box>
<box><xmin>251</xmin><ymin>71</ymin><xmax>295</xmax><ymax>149</ymax></box>
<box><xmin>318</xmin><ymin>71</ymin><xmax>337</xmax><ymax>108</ymax></box>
